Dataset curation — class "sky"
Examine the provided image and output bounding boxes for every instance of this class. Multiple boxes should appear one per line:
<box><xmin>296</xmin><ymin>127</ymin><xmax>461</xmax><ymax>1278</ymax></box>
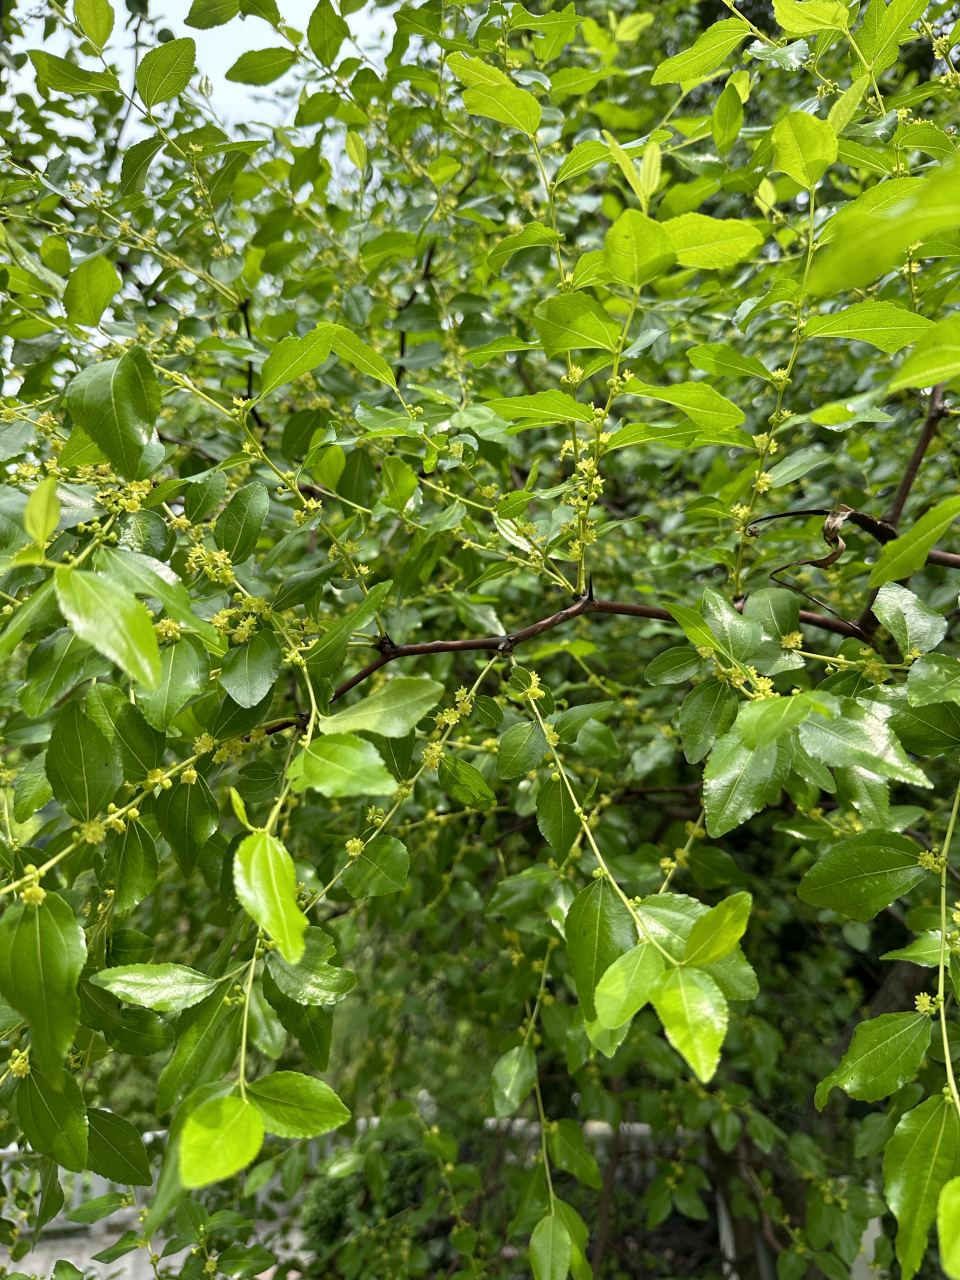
<box><xmin>13</xmin><ymin>0</ymin><xmax>397</xmax><ymax>123</ymax></box>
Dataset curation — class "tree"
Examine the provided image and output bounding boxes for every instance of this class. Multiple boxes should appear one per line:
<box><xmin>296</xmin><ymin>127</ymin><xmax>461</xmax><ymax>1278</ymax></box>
<box><xmin>1</xmin><ymin>0</ymin><xmax>960</xmax><ymax>1273</ymax></box>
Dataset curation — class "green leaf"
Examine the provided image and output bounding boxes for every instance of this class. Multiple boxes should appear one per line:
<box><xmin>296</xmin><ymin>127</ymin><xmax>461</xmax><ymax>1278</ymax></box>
<box><xmin>492</xmin><ymin>1044</ymin><xmax>537</xmax><ymax>1119</ymax></box>
<box><xmin>497</xmin><ymin>720</ymin><xmax>548</xmax><ymax>778</ymax></box>
<box><xmin>289</xmin><ymin>734</ymin><xmax>395</xmax><ymax>797</ymax></box>
<box><xmin>185</xmin><ymin>0</ymin><xmax>239</xmax><ymax>26</ymax></box>
<box><xmin>259</xmin><ymin>327</ymin><xmax>334</xmax><ymax>397</ymax></box>
<box><xmin>157</xmin><ymin>993</ymin><xmax>243</xmax><ymax>1116</ymax></box>
<box><xmin>712</xmin><ymin>81</ymin><xmax>743</xmax><ymax>155</ymax></box>
<box><xmin>908</xmin><ymin>652</ymin><xmax>960</xmax><ymax>708</ymax></box>
<box><xmin>54</xmin><ymin>568</ymin><xmax>160</xmax><ymax>690</ymax></box>
<box><xmin>438</xmin><ymin>755</ymin><xmax>497</xmax><ymax>809</ymax></box>
<box><xmin>536</xmin><ymin>776</ymin><xmax>581</xmax><ymax>859</ymax></box>
<box><xmin>702</xmin><ymin>587</ymin><xmax>762</xmax><ymax>662</ymax></box>
<box><xmin>18</xmin><ymin>1069</ymin><xmax>88</xmax><ymax>1171</ymax></box>
<box><xmin>247</xmin><ymin>1071</ymin><xmax>350</xmax><ymax>1138</ymax></box>
<box><xmin>63</xmin><ymin>256</ymin><xmax>121</xmax><ymax>326</ymax></box>
<box><xmin>628</xmin><ymin>380</ymin><xmax>747</xmax><ymax>439</ymax></box>
<box><xmin>317</xmin><ymin>677</ymin><xmax>444</xmax><ymax>738</ymax></box>
<box><xmin>113</xmin><ymin>701</ymin><xmax>164</xmax><ymax>783</ymax></box>
<box><xmin>233</xmin><ymin>831</ymin><xmax>306</xmax><ymax>963</ymax></box>
<box><xmin>329</xmin><ymin>324</ymin><xmax>397</xmax><ymax>388</ymax></box>
<box><xmin>272</xmin><ymin>566</ymin><xmax>335</xmax><ymax>611</ymax></box>
<box><xmin>775</xmin><ymin>0</ymin><xmax>850</xmax><ymax>30</ymax></box>
<box><xmin>939</xmin><ymin>1177</ymin><xmax>960</xmax><ymax>1280</ymax></box>
<box><xmin>703</xmin><ymin>731</ymin><xmax>776</xmax><ymax>838</ymax></box>
<box><xmin>773</xmin><ymin>111</ymin><xmax>838</xmax><ymax>187</ymax></box>
<box><xmin>530</xmin><ymin>1213</ymin><xmax>572</xmax><ymax>1280</ymax></box>
<box><xmin>75</xmin><ymin>0</ymin><xmax>115</xmax><ymax>46</ymax></box>
<box><xmin>265</xmin><ymin>926</ymin><xmax>356</xmax><ymax>1005</ymax></box>
<box><xmin>805</xmin><ymin>301</ymin><xmax>933</xmax><ymax>353</ymax></box>
<box><xmin>662</xmin><ymin>214</ymin><xmax>763</xmax><ymax>269</ymax></box>
<box><xmin>65</xmin><ymin>1191</ymin><xmax>125</xmax><ymax>1224</ymax></box>
<box><xmin>29</xmin><ymin>49</ymin><xmax>119</xmax><ymax>93</ymax></box>
<box><xmin>66</xmin><ymin>344</ymin><xmax>159</xmax><ymax>479</ymax></box>
<box><xmin>798</xmin><ymin>830</ymin><xmax>929</xmax><ymax>920</ymax></box>
<box><xmin>885</xmin><ymin>1096</ymin><xmax>960</xmax><ymax>1280</ymax></box>
<box><xmin>304</xmin><ymin>579</ymin><xmax>392</xmax><ymax>678</ymax></box>
<box><xmin>307</xmin><ymin>0</ymin><xmax>349</xmax><ymax>63</ymax></box>
<box><xmin>679</xmin><ymin>681</ymin><xmax>737</xmax><ymax>763</ymax></box>
<box><xmin>565</xmin><ymin>878</ymin><xmax>636</xmax><ymax>1021</ymax></box>
<box><xmin>448</xmin><ymin>53</ymin><xmax>541</xmax><ymax>136</ymax></box>
<box><xmin>0</xmin><ymin>578</ymin><xmax>55</xmax><ymax>664</ymax></box>
<box><xmin>154</xmin><ymin>775</ymin><xmax>219</xmax><ymax>876</ymax></box>
<box><xmin>214</xmin><ymin>482</ymin><xmax>270</xmax><ymax>564</ymax></box>
<box><xmin>650</xmin><ymin>18</ymin><xmax>750</xmax><ymax>84</ymax></box>
<box><xmin>341</xmin><ymin>835</ymin><xmax>409</xmax><ymax>897</ymax></box>
<box><xmin>0</xmin><ymin>891</ymin><xmax>85</xmax><ymax>1085</ymax></box>
<box><xmin>547</xmin><ymin>1118</ymin><xmax>602</xmax><ymax>1189</ymax></box>
<box><xmin>91</xmin><ymin>963</ymin><xmax>217</xmax><ymax>1012</ymax></box>
<box><xmin>687</xmin><ymin>344</ymin><xmax>772</xmax><ymax>381</ymax></box>
<box><xmin>645</xmin><ymin>646</ymin><xmax>702</xmax><ymax>685</ymax></box>
<box><xmin>873</xmin><ymin>583</ymin><xmax>946</xmax><ymax>657</ymax></box>
<box><xmin>96</xmin><ymin>547</ymin><xmax>220</xmax><ymax>646</ymax></box>
<box><xmin>487</xmin><ymin>390</ymin><xmax>595</xmax><ymax>427</ymax></box>
<box><xmin>137</xmin><ymin>635</ymin><xmax>211</xmax><ymax>731</ymax></box>
<box><xmin>120</xmin><ymin>134</ymin><xmax>166</xmax><ymax>195</ymax></box>
<box><xmin>798</xmin><ymin>699</ymin><xmax>930</xmax><ymax>787</ymax></box>
<box><xmin>220</xmin><ymin>630</ymin><xmax>282</xmax><ymax>709</ymax></box>
<box><xmin>603</xmin><ymin>210</ymin><xmax>674</xmax><ymax>286</ymax></box>
<box><xmin>594</xmin><ymin>943</ymin><xmax>665</xmax><ymax>1029</ymax></box>
<box><xmin>379</xmin><ymin>455</ymin><xmax>417</xmax><ymax>512</ymax></box>
<box><xmin>46</xmin><ymin>699</ymin><xmax>120</xmax><ymax>820</ymax></box>
<box><xmin>180</xmin><ymin>1095</ymin><xmax>264</xmax><ymax>1188</ymax></box>
<box><xmin>21</xmin><ymin>629</ymin><xmax>106</xmax><ymax>719</ymax></box>
<box><xmin>651</xmin><ymin>967</ymin><xmax>728</xmax><ymax>1083</ymax></box>
<box><xmin>815</xmin><ymin>1012</ymin><xmax>931</xmax><ymax>1109</ymax></box>
<box><xmin>489</xmin><ymin>223</ymin><xmax>560</xmax><ymax>270</ymax></box>
<box><xmin>25</xmin><ymin>475</ymin><xmax>60</xmax><ymax>545</ymax></box>
<box><xmin>875</xmin><ymin>497</ymin><xmax>960</xmax><ymax>590</ymax></box>
<box><xmin>137</xmin><ymin>37</ymin><xmax>196</xmax><ymax>106</ymax></box>
<box><xmin>87</xmin><ymin>1108</ymin><xmax>152</xmax><ymax>1185</ymax></box>
<box><xmin>533</xmin><ymin>294</ymin><xmax>620</xmax><ymax>353</ymax></box>
<box><xmin>14</xmin><ymin>753</ymin><xmax>53</xmax><ymax>821</ymax></box>
<box><xmin>891</xmin><ymin>313</ymin><xmax>960</xmax><ymax>390</ymax></box>
<box><xmin>684</xmin><ymin>892</ymin><xmax>751</xmax><ymax>965</ymax></box>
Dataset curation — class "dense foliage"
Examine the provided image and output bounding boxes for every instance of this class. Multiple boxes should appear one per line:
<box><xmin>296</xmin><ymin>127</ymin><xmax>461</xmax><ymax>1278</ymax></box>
<box><xmin>5</xmin><ymin>0</ymin><xmax>960</xmax><ymax>1275</ymax></box>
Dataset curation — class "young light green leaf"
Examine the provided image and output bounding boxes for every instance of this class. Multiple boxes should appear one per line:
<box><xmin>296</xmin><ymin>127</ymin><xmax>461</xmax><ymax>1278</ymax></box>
<box><xmin>652</xmin><ymin>967</ymin><xmax>728</xmax><ymax>1083</ymax></box>
<box><xmin>179</xmin><ymin>1095</ymin><xmax>264</xmax><ymax>1189</ymax></box>
<box><xmin>25</xmin><ymin>475</ymin><xmax>60</xmax><ymax>546</ymax></box>
<box><xmin>317</xmin><ymin>677</ymin><xmax>444</xmax><ymax>738</ymax></box>
<box><xmin>772</xmin><ymin>111</ymin><xmax>838</xmax><ymax>188</ymax></box>
<box><xmin>684</xmin><ymin>892</ymin><xmax>751</xmax><ymax>965</ymax></box>
<box><xmin>63</xmin><ymin>256</ymin><xmax>121</xmax><ymax>326</ymax></box>
<box><xmin>650</xmin><ymin>18</ymin><xmax>750</xmax><ymax>84</ymax></box>
<box><xmin>565</xmin><ymin>879</ymin><xmax>637</xmax><ymax>1021</ymax></box>
<box><xmin>594</xmin><ymin>944</ymin><xmax>665</xmax><ymax>1029</ymax></box>
<box><xmin>234</xmin><ymin>831</ymin><xmax>307</xmax><ymax>964</ymax></box>
<box><xmin>939</xmin><ymin>1177</ymin><xmax>960</xmax><ymax>1280</ymax></box>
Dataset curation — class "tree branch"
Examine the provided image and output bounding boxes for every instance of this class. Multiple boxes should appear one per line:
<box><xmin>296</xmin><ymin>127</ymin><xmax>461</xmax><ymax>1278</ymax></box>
<box><xmin>886</xmin><ymin>384</ymin><xmax>946</xmax><ymax>529</ymax></box>
<box><xmin>330</xmin><ymin>595</ymin><xmax>866</xmax><ymax>702</ymax></box>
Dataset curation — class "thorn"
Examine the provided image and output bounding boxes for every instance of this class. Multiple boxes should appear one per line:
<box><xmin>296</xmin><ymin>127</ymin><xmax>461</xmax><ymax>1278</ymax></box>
<box><xmin>586</xmin><ymin>574</ymin><xmax>595</xmax><ymax>602</ymax></box>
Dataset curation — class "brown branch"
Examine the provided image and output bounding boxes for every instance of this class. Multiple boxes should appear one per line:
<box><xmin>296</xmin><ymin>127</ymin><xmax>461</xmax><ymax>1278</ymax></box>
<box><xmin>591</xmin><ymin>1132</ymin><xmax>620</xmax><ymax>1277</ymax></box>
<box><xmin>330</xmin><ymin>594</ymin><xmax>866</xmax><ymax>702</ymax></box>
<box><xmin>886</xmin><ymin>384</ymin><xmax>946</xmax><ymax>529</ymax></box>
